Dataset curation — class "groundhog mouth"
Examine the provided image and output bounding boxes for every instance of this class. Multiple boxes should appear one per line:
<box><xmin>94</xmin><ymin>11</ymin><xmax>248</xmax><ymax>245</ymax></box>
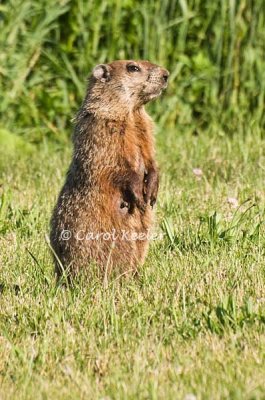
<box><xmin>140</xmin><ymin>85</ymin><xmax>165</xmax><ymax>103</ymax></box>
<box><xmin>150</xmin><ymin>88</ymin><xmax>163</xmax><ymax>97</ymax></box>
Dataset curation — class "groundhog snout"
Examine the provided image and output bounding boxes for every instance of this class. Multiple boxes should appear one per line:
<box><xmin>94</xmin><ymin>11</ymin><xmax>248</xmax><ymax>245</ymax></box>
<box><xmin>148</xmin><ymin>67</ymin><xmax>169</xmax><ymax>88</ymax></box>
<box><xmin>161</xmin><ymin>69</ymin><xmax>170</xmax><ymax>84</ymax></box>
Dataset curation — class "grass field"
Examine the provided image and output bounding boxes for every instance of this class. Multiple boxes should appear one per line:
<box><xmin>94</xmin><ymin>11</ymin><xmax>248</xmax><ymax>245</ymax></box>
<box><xmin>1</xmin><ymin>128</ymin><xmax>265</xmax><ymax>399</ymax></box>
<box><xmin>1</xmin><ymin>1</ymin><xmax>265</xmax><ymax>399</ymax></box>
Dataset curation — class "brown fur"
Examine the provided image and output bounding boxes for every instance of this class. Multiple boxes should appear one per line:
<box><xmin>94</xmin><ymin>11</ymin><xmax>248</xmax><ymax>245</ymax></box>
<box><xmin>50</xmin><ymin>60</ymin><xmax>169</xmax><ymax>278</ymax></box>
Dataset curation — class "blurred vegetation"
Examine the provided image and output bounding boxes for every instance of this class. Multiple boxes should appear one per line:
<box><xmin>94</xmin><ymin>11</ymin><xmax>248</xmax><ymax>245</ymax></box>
<box><xmin>0</xmin><ymin>0</ymin><xmax>264</xmax><ymax>144</ymax></box>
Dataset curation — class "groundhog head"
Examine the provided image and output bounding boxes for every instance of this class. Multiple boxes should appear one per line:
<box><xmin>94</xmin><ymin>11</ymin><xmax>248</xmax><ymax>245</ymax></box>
<box><xmin>86</xmin><ymin>60</ymin><xmax>169</xmax><ymax>117</ymax></box>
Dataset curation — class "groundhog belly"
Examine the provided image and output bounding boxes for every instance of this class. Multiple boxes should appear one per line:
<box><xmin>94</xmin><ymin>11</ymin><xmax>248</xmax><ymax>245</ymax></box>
<box><xmin>52</xmin><ymin>187</ymin><xmax>154</xmax><ymax>274</ymax></box>
<box><xmin>85</xmin><ymin>191</ymin><xmax>153</xmax><ymax>271</ymax></box>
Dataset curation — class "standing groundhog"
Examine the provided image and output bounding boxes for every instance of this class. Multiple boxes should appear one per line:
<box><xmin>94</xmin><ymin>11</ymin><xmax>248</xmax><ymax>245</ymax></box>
<box><xmin>50</xmin><ymin>60</ymin><xmax>169</xmax><ymax>278</ymax></box>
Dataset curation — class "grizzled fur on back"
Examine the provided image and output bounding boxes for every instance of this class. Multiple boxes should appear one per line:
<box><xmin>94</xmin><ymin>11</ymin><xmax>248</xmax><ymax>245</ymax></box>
<box><xmin>50</xmin><ymin>60</ymin><xmax>169</xmax><ymax>278</ymax></box>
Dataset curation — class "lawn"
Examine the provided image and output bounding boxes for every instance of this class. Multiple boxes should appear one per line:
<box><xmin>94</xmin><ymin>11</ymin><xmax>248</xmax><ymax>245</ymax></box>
<box><xmin>1</xmin><ymin>1</ymin><xmax>265</xmax><ymax>399</ymax></box>
<box><xmin>1</xmin><ymin>126</ymin><xmax>265</xmax><ymax>399</ymax></box>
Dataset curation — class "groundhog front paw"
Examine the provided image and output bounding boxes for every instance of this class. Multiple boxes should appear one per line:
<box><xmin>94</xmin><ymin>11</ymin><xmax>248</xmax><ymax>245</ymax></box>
<box><xmin>115</xmin><ymin>169</ymin><xmax>147</xmax><ymax>214</ymax></box>
<box><xmin>120</xmin><ymin>195</ymin><xmax>146</xmax><ymax>214</ymax></box>
<box><xmin>144</xmin><ymin>167</ymin><xmax>159</xmax><ymax>208</ymax></box>
<box><xmin>135</xmin><ymin>196</ymin><xmax>147</xmax><ymax>214</ymax></box>
<box><xmin>126</xmin><ymin>186</ymin><xmax>146</xmax><ymax>214</ymax></box>
<box><xmin>122</xmin><ymin>176</ymin><xmax>146</xmax><ymax>214</ymax></box>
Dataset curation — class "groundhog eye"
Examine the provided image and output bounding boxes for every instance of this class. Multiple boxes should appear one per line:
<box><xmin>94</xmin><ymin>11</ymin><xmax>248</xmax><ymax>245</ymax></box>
<box><xmin>127</xmin><ymin>65</ymin><xmax>141</xmax><ymax>73</ymax></box>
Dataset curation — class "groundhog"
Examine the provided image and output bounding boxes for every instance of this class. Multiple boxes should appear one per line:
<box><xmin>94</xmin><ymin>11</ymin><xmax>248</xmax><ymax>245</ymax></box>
<box><xmin>50</xmin><ymin>60</ymin><xmax>169</xmax><ymax>278</ymax></box>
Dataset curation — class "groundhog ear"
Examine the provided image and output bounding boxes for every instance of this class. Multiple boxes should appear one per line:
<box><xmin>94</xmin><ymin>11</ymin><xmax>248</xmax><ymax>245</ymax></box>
<box><xmin>92</xmin><ymin>64</ymin><xmax>111</xmax><ymax>83</ymax></box>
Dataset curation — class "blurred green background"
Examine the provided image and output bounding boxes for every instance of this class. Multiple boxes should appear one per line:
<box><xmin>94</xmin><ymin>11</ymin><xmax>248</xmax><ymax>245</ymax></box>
<box><xmin>0</xmin><ymin>0</ymin><xmax>264</xmax><ymax>146</ymax></box>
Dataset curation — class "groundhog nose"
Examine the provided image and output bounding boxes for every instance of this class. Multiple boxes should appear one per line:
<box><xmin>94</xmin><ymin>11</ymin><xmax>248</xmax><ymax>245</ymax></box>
<box><xmin>161</xmin><ymin>69</ymin><xmax>169</xmax><ymax>83</ymax></box>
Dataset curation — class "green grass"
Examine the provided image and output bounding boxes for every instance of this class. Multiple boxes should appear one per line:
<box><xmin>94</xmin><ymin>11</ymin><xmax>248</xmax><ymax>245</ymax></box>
<box><xmin>1</xmin><ymin>0</ymin><xmax>265</xmax><ymax>141</ymax></box>
<box><xmin>1</xmin><ymin>128</ymin><xmax>265</xmax><ymax>399</ymax></box>
<box><xmin>1</xmin><ymin>0</ymin><xmax>265</xmax><ymax>398</ymax></box>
